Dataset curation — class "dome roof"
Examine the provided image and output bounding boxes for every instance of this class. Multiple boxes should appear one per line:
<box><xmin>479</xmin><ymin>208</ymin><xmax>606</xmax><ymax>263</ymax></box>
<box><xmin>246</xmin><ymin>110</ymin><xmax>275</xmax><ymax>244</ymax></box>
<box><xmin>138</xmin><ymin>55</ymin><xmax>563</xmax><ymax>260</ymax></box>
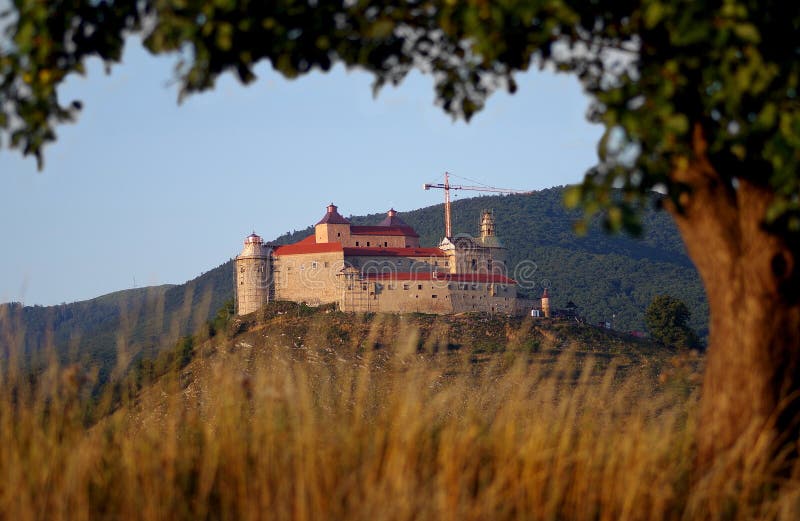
<box><xmin>244</xmin><ymin>232</ymin><xmax>263</xmax><ymax>245</ymax></box>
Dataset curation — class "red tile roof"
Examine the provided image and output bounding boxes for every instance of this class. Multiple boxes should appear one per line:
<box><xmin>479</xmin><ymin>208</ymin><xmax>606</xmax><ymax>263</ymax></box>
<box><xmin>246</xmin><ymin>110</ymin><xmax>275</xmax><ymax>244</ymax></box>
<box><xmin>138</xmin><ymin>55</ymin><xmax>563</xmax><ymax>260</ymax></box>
<box><xmin>273</xmin><ymin>240</ymin><xmax>343</xmax><ymax>256</ymax></box>
<box><xmin>343</xmin><ymin>247</ymin><xmax>446</xmax><ymax>257</ymax></box>
<box><xmin>362</xmin><ymin>272</ymin><xmax>516</xmax><ymax>284</ymax></box>
<box><xmin>378</xmin><ymin>209</ymin><xmax>413</xmax><ymax>228</ymax></box>
<box><xmin>350</xmin><ymin>225</ymin><xmax>419</xmax><ymax>237</ymax></box>
<box><xmin>316</xmin><ymin>203</ymin><xmax>351</xmax><ymax>225</ymax></box>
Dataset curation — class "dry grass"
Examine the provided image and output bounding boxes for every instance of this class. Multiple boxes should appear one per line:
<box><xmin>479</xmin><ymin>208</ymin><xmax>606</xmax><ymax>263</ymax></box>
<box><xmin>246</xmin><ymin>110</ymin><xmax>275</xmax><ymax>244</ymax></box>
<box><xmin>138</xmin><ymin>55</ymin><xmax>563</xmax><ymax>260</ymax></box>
<box><xmin>0</xmin><ymin>313</ymin><xmax>798</xmax><ymax>520</ymax></box>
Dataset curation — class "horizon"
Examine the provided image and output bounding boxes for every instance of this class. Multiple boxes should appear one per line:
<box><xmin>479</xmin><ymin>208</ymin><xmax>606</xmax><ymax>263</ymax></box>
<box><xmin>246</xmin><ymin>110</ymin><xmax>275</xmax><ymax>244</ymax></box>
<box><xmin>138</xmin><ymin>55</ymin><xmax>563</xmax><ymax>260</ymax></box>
<box><xmin>0</xmin><ymin>38</ymin><xmax>602</xmax><ymax>306</ymax></box>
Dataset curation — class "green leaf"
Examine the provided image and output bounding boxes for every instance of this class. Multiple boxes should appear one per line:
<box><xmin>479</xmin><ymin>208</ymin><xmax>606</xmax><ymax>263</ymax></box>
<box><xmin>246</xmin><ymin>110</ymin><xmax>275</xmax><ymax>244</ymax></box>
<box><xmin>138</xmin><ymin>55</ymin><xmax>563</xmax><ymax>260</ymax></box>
<box><xmin>563</xmin><ymin>186</ymin><xmax>582</xmax><ymax>209</ymax></box>
<box><xmin>733</xmin><ymin>23</ymin><xmax>760</xmax><ymax>43</ymax></box>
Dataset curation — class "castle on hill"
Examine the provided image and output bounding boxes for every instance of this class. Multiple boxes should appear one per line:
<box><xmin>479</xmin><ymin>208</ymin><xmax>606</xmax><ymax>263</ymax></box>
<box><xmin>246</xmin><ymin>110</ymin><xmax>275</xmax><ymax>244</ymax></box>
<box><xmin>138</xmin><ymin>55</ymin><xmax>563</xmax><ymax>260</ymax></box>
<box><xmin>235</xmin><ymin>203</ymin><xmax>546</xmax><ymax>316</ymax></box>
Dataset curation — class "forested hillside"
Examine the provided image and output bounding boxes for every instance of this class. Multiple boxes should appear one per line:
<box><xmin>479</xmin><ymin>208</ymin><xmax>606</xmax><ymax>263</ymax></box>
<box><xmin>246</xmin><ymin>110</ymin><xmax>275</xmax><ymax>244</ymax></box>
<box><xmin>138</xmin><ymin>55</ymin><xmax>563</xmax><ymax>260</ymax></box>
<box><xmin>0</xmin><ymin>262</ymin><xmax>232</xmax><ymax>383</ymax></box>
<box><xmin>0</xmin><ymin>186</ymin><xmax>707</xmax><ymax>381</ymax></box>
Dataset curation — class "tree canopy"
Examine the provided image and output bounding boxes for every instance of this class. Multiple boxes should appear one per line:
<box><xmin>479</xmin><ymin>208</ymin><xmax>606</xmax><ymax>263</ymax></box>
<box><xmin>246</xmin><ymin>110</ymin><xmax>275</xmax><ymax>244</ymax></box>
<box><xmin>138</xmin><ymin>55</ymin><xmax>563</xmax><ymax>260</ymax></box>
<box><xmin>645</xmin><ymin>294</ymin><xmax>700</xmax><ymax>349</ymax></box>
<box><xmin>2</xmin><ymin>1</ymin><xmax>798</xmax><ymax>233</ymax></box>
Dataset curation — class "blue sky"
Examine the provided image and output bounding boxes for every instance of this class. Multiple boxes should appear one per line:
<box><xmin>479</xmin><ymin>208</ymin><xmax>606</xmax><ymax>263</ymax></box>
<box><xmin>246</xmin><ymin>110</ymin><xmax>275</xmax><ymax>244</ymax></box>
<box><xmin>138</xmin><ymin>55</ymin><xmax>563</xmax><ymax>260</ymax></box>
<box><xmin>0</xmin><ymin>38</ymin><xmax>603</xmax><ymax>306</ymax></box>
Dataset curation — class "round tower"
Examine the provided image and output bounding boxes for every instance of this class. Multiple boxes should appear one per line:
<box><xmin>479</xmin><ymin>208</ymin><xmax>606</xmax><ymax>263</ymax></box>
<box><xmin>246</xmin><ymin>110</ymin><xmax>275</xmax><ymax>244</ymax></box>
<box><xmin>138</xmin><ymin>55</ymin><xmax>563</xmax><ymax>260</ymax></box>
<box><xmin>541</xmin><ymin>288</ymin><xmax>551</xmax><ymax>318</ymax></box>
<box><xmin>235</xmin><ymin>232</ymin><xmax>272</xmax><ymax>315</ymax></box>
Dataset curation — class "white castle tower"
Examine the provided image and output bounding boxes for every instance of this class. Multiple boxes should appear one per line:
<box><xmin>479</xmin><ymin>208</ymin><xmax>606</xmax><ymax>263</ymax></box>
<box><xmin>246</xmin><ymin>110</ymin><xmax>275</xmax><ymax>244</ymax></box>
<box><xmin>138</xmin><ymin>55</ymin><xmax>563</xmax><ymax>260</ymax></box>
<box><xmin>235</xmin><ymin>232</ymin><xmax>272</xmax><ymax>315</ymax></box>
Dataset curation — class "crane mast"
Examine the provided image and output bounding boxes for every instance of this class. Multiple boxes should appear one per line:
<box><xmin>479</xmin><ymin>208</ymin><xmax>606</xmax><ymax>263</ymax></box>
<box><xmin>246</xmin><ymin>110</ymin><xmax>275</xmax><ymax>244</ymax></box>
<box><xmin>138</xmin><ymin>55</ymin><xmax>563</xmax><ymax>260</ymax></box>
<box><xmin>423</xmin><ymin>172</ymin><xmax>530</xmax><ymax>238</ymax></box>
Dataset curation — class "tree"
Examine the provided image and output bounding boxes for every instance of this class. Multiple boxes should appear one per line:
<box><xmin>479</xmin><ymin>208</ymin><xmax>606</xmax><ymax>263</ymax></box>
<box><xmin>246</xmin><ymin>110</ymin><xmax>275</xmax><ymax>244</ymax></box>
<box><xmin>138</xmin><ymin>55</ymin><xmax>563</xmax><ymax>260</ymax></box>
<box><xmin>645</xmin><ymin>295</ymin><xmax>699</xmax><ymax>349</ymax></box>
<box><xmin>3</xmin><ymin>0</ymin><xmax>800</xmax><ymax>473</ymax></box>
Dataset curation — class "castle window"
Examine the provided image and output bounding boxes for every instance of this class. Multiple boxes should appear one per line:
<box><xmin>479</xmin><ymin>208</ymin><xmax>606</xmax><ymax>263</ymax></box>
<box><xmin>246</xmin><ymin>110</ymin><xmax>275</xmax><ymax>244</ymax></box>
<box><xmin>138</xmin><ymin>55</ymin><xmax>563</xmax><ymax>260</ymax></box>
<box><xmin>311</xmin><ymin>261</ymin><xmax>318</xmax><ymax>269</ymax></box>
<box><xmin>337</xmin><ymin>232</ymin><xmax>341</xmax><ymax>237</ymax></box>
<box><xmin>367</xmin><ymin>242</ymin><xmax>371</xmax><ymax>246</ymax></box>
<box><xmin>384</xmin><ymin>242</ymin><xmax>388</xmax><ymax>247</ymax></box>
<box><xmin>471</xmin><ymin>259</ymin><xmax>477</xmax><ymax>271</ymax></box>
<box><xmin>240</xmin><ymin>267</ymin><xmax>245</xmax><ymax>273</ymax></box>
<box><xmin>356</xmin><ymin>241</ymin><xmax>360</xmax><ymax>246</ymax></box>
<box><xmin>417</xmin><ymin>284</ymin><xmax>423</xmax><ymax>290</ymax></box>
<box><xmin>403</xmin><ymin>284</ymin><xmax>409</xmax><ymax>290</ymax></box>
<box><xmin>324</xmin><ymin>261</ymin><xmax>329</xmax><ymax>268</ymax></box>
<box><xmin>432</xmin><ymin>294</ymin><xmax>438</xmax><ymax>299</ymax></box>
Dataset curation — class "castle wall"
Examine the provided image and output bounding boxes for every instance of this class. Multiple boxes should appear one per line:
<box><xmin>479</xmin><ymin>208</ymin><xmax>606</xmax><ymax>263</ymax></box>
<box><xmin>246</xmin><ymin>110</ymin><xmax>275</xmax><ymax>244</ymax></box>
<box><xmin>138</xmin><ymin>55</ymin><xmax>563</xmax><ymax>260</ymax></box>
<box><xmin>316</xmin><ymin>224</ymin><xmax>419</xmax><ymax>248</ymax></box>
<box><xmin>345</xmin><ymin>254</ymin><xmax>448</xmax><ymax>274</ymax></box>
<box><xmin>341</xmin><ymin>279</ymin><xmax>454</xmax><ymax>313</ymax></box>
<box><xmin>341</xmin><ymin>278</ymin><xmax>519</xmax><ymax>315</ymax></box>
<box><xmin>450</xmin><ymin>284</ymin><xmax>517</xmax><ymax>314</ymax></box>
<box><xmin>349</xmin><ymin>234</ymin><xmax>416</xmax><ymax>248</ymax></box>
<box><xmin>273</xmin><ymin>251</ymin><xmax>345</xmax><ymax>306</ymax></box>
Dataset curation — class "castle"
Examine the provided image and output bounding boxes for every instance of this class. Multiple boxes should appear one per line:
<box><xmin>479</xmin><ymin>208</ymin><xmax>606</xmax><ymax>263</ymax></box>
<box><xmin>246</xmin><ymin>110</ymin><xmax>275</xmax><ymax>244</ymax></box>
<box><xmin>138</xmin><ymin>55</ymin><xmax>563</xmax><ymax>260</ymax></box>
<box><xmin>235</xmin><ymin>203</ymin><xmax>534</xmax><ymax>316</ymax></box>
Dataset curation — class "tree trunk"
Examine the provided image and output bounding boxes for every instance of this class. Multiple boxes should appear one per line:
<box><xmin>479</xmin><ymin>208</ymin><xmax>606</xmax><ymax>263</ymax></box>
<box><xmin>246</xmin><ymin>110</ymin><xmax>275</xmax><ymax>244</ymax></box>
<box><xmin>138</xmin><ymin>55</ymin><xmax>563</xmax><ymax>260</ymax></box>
<box><xmin>668</xmin><ymin>125</ymin><xmax>800</xmax><ymax>474</ymax></box>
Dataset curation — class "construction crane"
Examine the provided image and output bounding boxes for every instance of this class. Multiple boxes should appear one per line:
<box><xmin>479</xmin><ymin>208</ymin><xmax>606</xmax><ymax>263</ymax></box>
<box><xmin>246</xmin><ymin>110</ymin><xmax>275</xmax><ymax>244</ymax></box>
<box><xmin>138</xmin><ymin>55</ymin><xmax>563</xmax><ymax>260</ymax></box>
<box><xmin>423</xmin><ymin>172</ymin><xmax>531</xmax><ymax>237</ymax></box>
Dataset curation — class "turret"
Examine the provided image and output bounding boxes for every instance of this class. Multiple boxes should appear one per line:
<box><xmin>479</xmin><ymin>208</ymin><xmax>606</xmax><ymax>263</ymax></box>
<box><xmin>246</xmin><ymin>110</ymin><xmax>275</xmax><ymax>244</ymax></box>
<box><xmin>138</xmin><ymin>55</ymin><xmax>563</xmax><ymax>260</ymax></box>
<box><xmin>315</xmin><ymin>203</ymin><xmax>351</xmax><ymax>243</ymax></box>
<box><xmin>480</xmin><ymin>209</ymin><xmax>495</xmax><ymax>238</ymax></box>
<box><xmin>541</xmin><ymin>288</ymin><xmax>551</xmax><ymax>318</ymax></box>
<box><xmin>478</xmin><ymin>209</ymin><xmax>506</xmax><ymax>274</ymax></box>
<box><xmin>235</xmin><ymin>232</ymin><xmax>272</xmax><ymax>315</ymax></box>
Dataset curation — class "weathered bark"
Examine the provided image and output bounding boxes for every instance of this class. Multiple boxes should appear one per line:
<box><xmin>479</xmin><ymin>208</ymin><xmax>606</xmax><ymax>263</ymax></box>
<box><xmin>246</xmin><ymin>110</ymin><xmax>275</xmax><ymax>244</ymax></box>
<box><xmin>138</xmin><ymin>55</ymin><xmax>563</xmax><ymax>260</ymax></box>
<box><xmin>667</xmin><ymin>125</ymin><xmax>800</xmax><ymax>473</ymax></box>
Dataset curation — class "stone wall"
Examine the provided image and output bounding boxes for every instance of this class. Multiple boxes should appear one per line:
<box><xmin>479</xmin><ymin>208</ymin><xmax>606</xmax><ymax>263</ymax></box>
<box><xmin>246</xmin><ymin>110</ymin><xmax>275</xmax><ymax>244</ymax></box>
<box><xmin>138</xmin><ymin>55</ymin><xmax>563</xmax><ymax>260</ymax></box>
<box><xmin>273</xmin><ymin>251</ymin><xmax>345</xmax><ymax>306</ymax></box>
<box><xmin>341</xmin><ymin>278</ymin><xmax>519</xmax><ymax>315</ymax></box>
<box><xmin>345</xmin><ymin>254</ymin><xmax>447</xmax><ymax>274</ymax></box>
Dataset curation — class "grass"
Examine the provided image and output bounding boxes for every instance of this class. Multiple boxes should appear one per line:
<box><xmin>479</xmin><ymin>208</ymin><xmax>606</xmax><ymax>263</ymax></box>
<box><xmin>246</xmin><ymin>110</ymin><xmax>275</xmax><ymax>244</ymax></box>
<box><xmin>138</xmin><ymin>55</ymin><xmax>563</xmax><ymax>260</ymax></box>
<box><xmin>0</xmin><ymin>304</ymin><xmax>796</xmax><ymax>520</ymax></box>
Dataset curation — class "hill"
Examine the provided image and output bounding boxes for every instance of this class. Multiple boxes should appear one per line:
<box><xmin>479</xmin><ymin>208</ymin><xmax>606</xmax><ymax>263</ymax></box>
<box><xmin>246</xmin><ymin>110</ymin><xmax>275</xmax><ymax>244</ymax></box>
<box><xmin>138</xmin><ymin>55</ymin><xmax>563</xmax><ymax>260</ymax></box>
<box><xmin>0</xmin><ymin>263</ymin><xmax>232</xmax><ymax>383</ymax></box>
<box><xmin>0</xmin><ymin>186</ymin><xmax>707</xmax><ymax>380</ymax></box>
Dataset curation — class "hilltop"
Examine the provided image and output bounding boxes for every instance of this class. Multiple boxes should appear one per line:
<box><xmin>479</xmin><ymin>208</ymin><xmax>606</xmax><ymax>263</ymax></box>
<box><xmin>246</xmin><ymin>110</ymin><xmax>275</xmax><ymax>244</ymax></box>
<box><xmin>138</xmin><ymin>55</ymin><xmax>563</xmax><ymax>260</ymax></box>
<box><xmin>120</xmin><ymin>300</ymin><xmax>702</xmax><ymax>420</ymax></box>
<box><xmin>0</xmin><ymin>186</ymin><xmax>706</xmax><ymax>380</ymax></box>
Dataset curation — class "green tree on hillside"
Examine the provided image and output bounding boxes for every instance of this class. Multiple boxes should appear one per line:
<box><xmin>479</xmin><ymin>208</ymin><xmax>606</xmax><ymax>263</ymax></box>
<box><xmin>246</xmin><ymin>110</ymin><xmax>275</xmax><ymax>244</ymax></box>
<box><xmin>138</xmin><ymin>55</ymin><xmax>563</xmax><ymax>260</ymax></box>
<box><xmin>4</xmin><ymin>0</ymin><xmax>800</xmax><ymax>473</ymax></box>
<box><xmin>645</xmin><ymin>295</ymin><xmax>699</xmax><ymax>349</ymax></box>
